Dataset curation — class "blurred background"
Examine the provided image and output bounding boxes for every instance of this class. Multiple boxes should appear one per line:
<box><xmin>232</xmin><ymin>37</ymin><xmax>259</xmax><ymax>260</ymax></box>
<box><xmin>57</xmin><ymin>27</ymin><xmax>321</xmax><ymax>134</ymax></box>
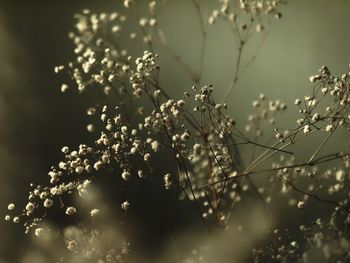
<box><xmin>0</xmin><ymin>0</ymin><xmax>349</xmax><ymax>261</ymax></box>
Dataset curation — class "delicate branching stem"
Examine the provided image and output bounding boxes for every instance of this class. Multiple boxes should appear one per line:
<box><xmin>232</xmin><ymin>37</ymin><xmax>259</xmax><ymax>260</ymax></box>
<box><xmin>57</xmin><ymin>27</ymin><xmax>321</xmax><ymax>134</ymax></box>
<box><xmin>289</xmin><ymin>183</ymin><xmax>350</xmax><ymax>214</ymax></box>
<box><xmin>224</xmin><ymin>41</ymin><xmax>244</xmax><ymax>102</ymax></box>
<box><xmin>308</xmin><ymin>128</ymin><xmax>335</xmax><ymax>164</ymax></box>
<box><xmin>200</xmin><ymin>152</ymin><xmax>350</xmax><ymax>189</ymax></box>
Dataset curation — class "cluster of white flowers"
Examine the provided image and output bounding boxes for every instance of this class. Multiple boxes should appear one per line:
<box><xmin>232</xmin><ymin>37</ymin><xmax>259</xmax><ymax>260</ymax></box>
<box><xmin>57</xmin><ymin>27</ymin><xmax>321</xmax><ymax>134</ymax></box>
<box><xmin>208</xmin><ymin>0</ymin><xmax>282</xmax><ymax>31</ymax></box>
<box><xmin>6</xmin><ymin>1</ymin><xmax>350</xmax><ymax>262</ymax></box>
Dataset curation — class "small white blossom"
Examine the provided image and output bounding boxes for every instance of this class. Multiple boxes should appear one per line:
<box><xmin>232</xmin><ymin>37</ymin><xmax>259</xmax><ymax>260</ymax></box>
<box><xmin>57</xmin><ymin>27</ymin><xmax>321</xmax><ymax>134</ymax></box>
<box><xmin>123</xmin><ymin>0</ymin><xmax>132</xmax><ymax>8</ymax></box>
<box><xmin>144</xmin><ymin>153</ymin><xmax>151</xmax><ymax>161</ymax></box>
<box><xmin>67</xmin><ymin>240</ymin><xmax>78</xmax><ymax>251</ymax></box>
<box><xmin>294</xmin><ymin>98</ymin><xmax>301</xmax><ymax>105</ymax></box>
<box><xmin>87</xmin><ymin>124</ymin><xmax>95</xmax><ymax>133</ymax></box>
<box><xmin>44</xmin><ymin>199</ymin><xmax>53</xmax><ymax>208</ymax></box>
<box><xmin>26</xmin><ymin>202</ymin><xmax>35</xmax><ymax>212</ymax></box>
<box><xmin>61</xmin><ymin>146</ymin><xmax>69</xmax><ymax>154</ymax></box>
<box><xmin>151</xmin><ymin>140</ymin><xmax>159</xmax><ymax>152</ymax></box>
<box><xmin>94</xmin><ymin>161</ymin><xmax>103</xmax><ymax>170</ymax></box>
<box><xmin>335</xmin><ymin>170</ymin><xmax>345</xmax><ymax>182</ymax></box>
<box><xmin>193</xmin><ymin>143</ymin><xmax>201</xmax><ymax>155</ymax></box>
<box><xmin>325</xmin><ymin>124</ymin><xmax>334</xmax><ymax>132</ymax></box>
<box><xmin>303</xmin><ymin>125</ymin><xmax>311</xmax><ymax>134</ymax></box>
<box><xmin>121</xmin><ymin>201</ymin><xmax>130</xmax><ymax>211</ymax></box>
<box><xmin>297</xmin><ymin>201</ymin><xmax>305</xmax><ymax>209</ymax></box>
<box><xmin>122</xmin><ymin>170</ymin><xmax>131</xmax><ymax>181</ymax></box>
<box><xmin>60</xmin><ymin>84</ymin><xmax>69</xmax><ymax>93</ymax></box>
<box><xmin>90</xmin><ymin>209</ymin><xmax>100</xmax><ymax>217</ymax></box>
<box><xmin>290</xmin><ymin>241</ymin><xmax>298</xmax><ymax>248</ymax></box>
<box><xmin>275</xmin><ymin>133</ymin><xmax>283</xmax><ymax>140</ymax></box>
<box><xmin>138</xmin><ymin>170</ymin><xmax>145</xmax><ymax>178</ymax></box>
<box><xmin>121</xmin><ymin>125</ymin><xmax>128</xmax><ymax>134</ymax></box>
<box><xmin>252</xmin><ymin>100</ymin><xmax>260</xmax><ymax>107</ymax></box>
<box><xmin>65</xmin><ymin>207</ymin><xmax>77</xmax><ymax>216</ymax></box>
<box><xmin>7</xmin><ymin>203</ymin><xmax>15</xmax><ymax>211</ymax></box>
<box><xmin>312</xmin><ymin>113</ymin><xmax>321</xmax><ymax>122</ymax></box>
<box><xmin>164</xmin><ymin>173</ymin><xmax>172</xmax><ymax>190</ymax></box>
<box><xmin>35</xmin><ymin>228</ymin><xmax>44</xmax><ymax>238</ymax></box>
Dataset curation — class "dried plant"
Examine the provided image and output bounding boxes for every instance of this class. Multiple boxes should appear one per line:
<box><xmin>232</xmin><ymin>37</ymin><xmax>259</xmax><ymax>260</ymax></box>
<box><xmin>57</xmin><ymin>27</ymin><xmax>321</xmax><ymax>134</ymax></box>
<box><xmin>4</xmin><ymin>0</ymin><xmax>350</xmax><ymax>262</ymax></box>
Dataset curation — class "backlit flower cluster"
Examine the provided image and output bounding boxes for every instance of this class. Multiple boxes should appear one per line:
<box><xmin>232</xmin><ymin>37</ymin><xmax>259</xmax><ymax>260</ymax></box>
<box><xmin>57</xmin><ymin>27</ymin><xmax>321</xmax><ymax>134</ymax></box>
<box><xmin>5</xmin><ymin>1</ymin><xmax>350</xmax><ymax>263</ymax></box>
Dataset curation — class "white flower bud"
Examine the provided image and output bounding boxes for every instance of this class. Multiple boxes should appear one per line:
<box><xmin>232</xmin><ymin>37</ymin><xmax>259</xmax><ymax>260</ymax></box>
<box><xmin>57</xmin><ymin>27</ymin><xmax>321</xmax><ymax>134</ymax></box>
<box><xmin>297</xmin><ymin>201</ymin><xmax>305</xmax><ymax>209</ymax></box>
<box><xmin>7</xmin><ymin>203</ymin><xmax>15</xmax><ymax>211</ymax></box>
<box><xmin>303</xmin><ymin>125</ymin><xmax>311</xmax><ymax>134</ymax></box>
<box><xmin>65</xmin><ymin>207</ymin><xmax>77</xmax><ymax>216</ymax></box>
<box><xmin>44</xmin><ymin>199</ymin><xmax>53</xmax><ymax>208</ymax></box>
<box><xmin>26</xmin><ymin>202</ymin><xmax>35</xmax><ymax>212</ymax></box>
<box><xmin>123</xmin><ymin>0</ymin><xmax>132</xmax><ymax>8</ymax></box>
<box><xmin>144</xmin><ymin>153</ymin><xmax>151</xmax><ymax>161</ymax></box>
<box><xmin>60</xmin><ymin>84</ymin><xmax>69</xmax><ymax>93</ymax></box>
<box><xmin>35</xmin><ymin>228</ymin><xmax>44</xmax><ymax>238</ymax></box>
<box><xmin>90</xmin><ymin>209</ymin><xmax>100</xmax><ymax>217</ymax></box>
<box><xmin>121</xmin><ymin>201</ymin><xmax>130</xmax><ymax>211</ymax></box>
<box><xmin>122</xmin><ymin>170</ymin><xmax>131</xmax><ymax>181</ymax></box>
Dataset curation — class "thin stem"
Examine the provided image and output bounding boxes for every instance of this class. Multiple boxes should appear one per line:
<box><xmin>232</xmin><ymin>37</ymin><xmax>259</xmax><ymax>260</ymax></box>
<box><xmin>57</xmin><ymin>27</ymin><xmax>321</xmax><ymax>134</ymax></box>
<box><xmin>289</xmin><ymin>183</ymin><xmax>350</xmax><ymax>214</ymax></box>
<box><xmin>224</xmin><ymin>41</ymin><xmax>244</xmax><ymax>102</ymax></box>
<box><xmin>155</xmin><ymin>27</ymin><xmax>199</xmax><ymax>83</ymax></box>
<box><xmin>199</xmin><ymin>152</ymin><xmax>350</xmax><ymax>189</ymax></box>
<box><xmin>308</xmin><ymin>128</ymin><xmax>335</xmax><ymax>164</ymax></box>
<box><xmin>191</xmin><ymin>0</ymin><xmax>207</xmax><ymax>85</ymax></box>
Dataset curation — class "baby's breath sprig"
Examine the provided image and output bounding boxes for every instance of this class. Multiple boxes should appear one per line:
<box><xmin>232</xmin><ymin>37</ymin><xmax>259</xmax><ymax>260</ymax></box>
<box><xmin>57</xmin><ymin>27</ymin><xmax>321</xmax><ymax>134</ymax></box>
<box><xmin>6</xmin><ymin>1</ymin><xmax>350</xmax><ymax>263</ymax></box>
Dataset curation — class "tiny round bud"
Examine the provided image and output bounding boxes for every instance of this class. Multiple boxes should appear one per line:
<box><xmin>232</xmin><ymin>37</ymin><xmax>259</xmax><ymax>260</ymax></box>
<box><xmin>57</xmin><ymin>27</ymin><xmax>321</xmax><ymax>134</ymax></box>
<box><xmin>35</xmin><ymin>228</ymin><xmax>44</xmax><ymax>238</ymax></box>
<box><xmin>121</xmin><ymin>201</ymin><xmax>130</xmax><ymax>211</ymax></box>
<box><xmin>60</xmin><ymin>84</ymin><xmax>69</xmax><ymax>93</ymax></box>
<box><xmin>7</xmin><ymin>203</ymin><xmax>15</xmax><ymax>211</ymax></box>
<box><xmin>90</xmin><ymin>209</ymin><xmax>100</xmax><ymax>217</ymax></box>
<box><xmin>65</xmin><ymin>206</ymin><xmax>77</xmax><ymax>216</ymax></box>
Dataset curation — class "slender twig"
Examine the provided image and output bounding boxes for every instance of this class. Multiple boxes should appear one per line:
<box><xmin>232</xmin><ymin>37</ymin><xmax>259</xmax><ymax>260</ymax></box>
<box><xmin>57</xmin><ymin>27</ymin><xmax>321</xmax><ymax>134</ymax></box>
<box><xmin>155</xmin><ymin>27</ymin><xmax>200</xmax><ymax>83</ymax></box>
<box><xmin>224</xmin><ymin>41</ymin><xmax>244</xmax><ymax>102</ymax></box>
<box><xmin>191</xmin><ymin>0</ymin><xmax>207</xmax><ymax>84</ymax></box>
<box><xmin>199</xmin><ymin>152</ymin><xmax>350</xmax><ymax>189</ymax></box>
<box><xmin>289</xmin><ymin>183</ymin><xmax>350</xmax><ymax>214</ymax></box>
